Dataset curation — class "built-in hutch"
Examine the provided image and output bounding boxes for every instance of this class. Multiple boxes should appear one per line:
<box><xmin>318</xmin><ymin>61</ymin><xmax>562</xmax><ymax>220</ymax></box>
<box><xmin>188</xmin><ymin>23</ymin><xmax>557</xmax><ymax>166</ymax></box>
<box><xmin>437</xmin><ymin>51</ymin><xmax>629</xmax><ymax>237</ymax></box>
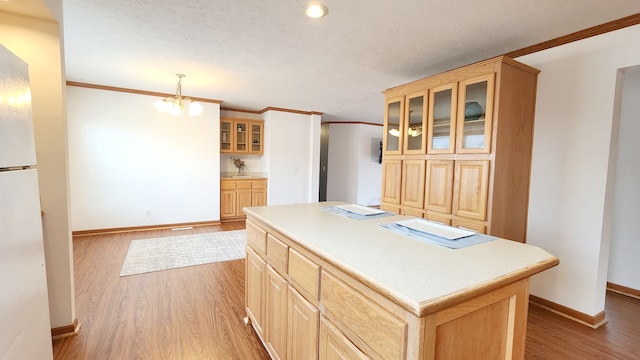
<box><xmin>220</xmin><ymin>116</ymin><xmax>267</xmax><ymax>221</ymax></box>
<box><xmin>381</xmin><ymin>56</ymin><xmax>539</xmax><ymax>242</ymax></box>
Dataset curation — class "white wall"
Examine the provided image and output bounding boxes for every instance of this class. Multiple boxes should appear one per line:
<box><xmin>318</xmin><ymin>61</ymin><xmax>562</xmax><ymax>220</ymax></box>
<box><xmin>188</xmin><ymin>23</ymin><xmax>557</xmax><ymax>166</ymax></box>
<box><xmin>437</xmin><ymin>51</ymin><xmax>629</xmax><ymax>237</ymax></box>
<box><xmin>0</xmin><ymin>4</ymin><xmax>75</xmax><ymax>330</ymax></box>
<box><xmin>67</xmin><ymin>86</ymin><xmax>221</xmax><ymax>230</ymax></box>
<box><xmin>607</xmin><ymin>66</ymin><xmax>640</xmax><ymax>290</ymax></box>
<box><xmin>326</xmin><ymin>123</ymin><xmax>382</xmax><ymax>206</ymax></box>
<box><xmin>518</xmin><ymin>24</ymin><xmax>640</xmax><ymax>316</ymax></box>
<box><xmin>263</xmin><ymin>110</ymin><xmax>321</xmax><ymax>205</ymax></box>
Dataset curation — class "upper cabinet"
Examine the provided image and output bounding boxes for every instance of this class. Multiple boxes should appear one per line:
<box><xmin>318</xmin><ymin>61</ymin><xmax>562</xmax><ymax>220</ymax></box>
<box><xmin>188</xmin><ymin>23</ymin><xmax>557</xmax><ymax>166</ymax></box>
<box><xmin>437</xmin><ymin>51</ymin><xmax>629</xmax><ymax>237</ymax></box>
<box><xmin>221</xmin><ymin>117</ymin><xmax>264</xmax><ymax>155</ymax></box>
<box><xmin>381</xmin><ymin>56</ymin><xmax>540</xmax><ymax>242</ymax></box>
<box><xmin>427</xmin><ymin>83</ymin><xmax>457</xmax><ymax>154</ymax></box>
<box><xmin>456</xmin><ymin>74</ymin><xmax>495</xmax><ymax>154</ymax></box>
<box><xmin>403</xmin><ymin>91</ymin><xmax>428</xmax><ymax>154</ymax></box>
<box><xmin>383</xmin><ymin>97</ymin><xmax>404</xmax><ymax>155</ymax></box>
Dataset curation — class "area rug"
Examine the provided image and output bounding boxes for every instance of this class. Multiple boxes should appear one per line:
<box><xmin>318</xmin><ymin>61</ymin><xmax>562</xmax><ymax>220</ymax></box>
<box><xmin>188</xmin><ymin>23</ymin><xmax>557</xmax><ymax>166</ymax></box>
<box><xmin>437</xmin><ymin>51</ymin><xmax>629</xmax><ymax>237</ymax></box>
<box><xmin>120</xmin><ymin>230</ymin><xmax>246</xmax><ymax>276</ymax></box>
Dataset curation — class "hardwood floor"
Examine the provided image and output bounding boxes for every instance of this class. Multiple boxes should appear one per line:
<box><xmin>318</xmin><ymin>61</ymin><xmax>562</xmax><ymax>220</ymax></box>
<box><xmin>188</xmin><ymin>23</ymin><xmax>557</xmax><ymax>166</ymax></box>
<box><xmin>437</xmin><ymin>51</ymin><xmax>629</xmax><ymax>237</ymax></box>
<box><xmin>525</xmin><ymin>291</ymin><xmax>639</xmax><ymax>360</ymax></box>
<box><xmin>53</xmin><ymin>222</ymin><xmax>270</xmax><ymax>360</ymax></box>
<box><xmin>53</xmin><ymin>223</ymin><xmax>640</xmax><ymax>359</ymax></box>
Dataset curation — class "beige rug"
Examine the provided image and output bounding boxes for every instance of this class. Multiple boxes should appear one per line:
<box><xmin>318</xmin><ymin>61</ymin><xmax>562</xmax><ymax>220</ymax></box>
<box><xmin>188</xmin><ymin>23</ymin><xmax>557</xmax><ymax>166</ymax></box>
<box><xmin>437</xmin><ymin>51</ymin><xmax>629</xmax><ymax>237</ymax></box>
<box><xmin>120</xmin><ymin>230</ymin><xmax>246</xmax><ymax>276</ymax></box>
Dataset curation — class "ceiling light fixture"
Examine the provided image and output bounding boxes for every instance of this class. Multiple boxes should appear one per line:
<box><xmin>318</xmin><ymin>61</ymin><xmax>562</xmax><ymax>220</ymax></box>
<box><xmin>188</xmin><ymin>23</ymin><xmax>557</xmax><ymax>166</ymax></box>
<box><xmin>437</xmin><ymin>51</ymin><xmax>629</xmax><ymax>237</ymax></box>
<box><xmin>306</xmin><ymin>2</ymin><xmax>328</xmax><ymax>18</ymax></box>
<box><xmin>153</xmin><ymin>73</ymin><xmax>203</xmax><ymax>116</ymax></box>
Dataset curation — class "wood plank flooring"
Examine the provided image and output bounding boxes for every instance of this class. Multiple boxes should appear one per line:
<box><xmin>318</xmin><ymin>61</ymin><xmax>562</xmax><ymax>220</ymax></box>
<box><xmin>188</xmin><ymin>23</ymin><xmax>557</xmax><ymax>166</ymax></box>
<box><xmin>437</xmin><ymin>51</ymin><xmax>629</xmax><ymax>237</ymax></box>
<box><xmin>53</xmin><ymin>223</ymin><xmax>640</xmax><ymax>359</ymax></box>
<box><xmin>53</xmin><ymin>222</ymin><xmax>269</xmax><ymax>360</ymax></box>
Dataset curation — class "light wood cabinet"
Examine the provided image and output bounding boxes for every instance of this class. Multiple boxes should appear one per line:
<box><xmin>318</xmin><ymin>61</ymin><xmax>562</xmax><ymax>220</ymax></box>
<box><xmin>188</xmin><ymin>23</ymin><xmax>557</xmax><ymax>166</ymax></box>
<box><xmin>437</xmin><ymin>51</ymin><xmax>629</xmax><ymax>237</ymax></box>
<box><xmin>381</xmin><ymin>159</ymin><xmax>402</xmax><ymax>205</ymax></box>
<box><xmin>381</xmin><ymin>56</ymin><xmax>539</xmax><ymax>242</ymax></box>
<box><xmin>425</xmin><ymin>160</ymin><xmax>454</xmax><ymax>214</ymax></box>
<box><xmin>427</xmin><ymin>83</ymin><xmax>457</xmax><ymax>154</ymax></box>
<box><xmin>245</xmin><ymin>220</ymin><xmax>320</xmax><ymax>360</ymax></box>
<box><xmin>221</xmin><ymin>117</ymin><xmax>264</xmax><ymax>154</ymax></box>
<box><xmin>455</xmin><ymin>74</ymin><xmax>495</xmax><ymax>154</ymax></box>
<box><xmin>319</xmin><ymin>317</ymin><xmax>370</xmax><ymax>360</ymax></box>
<box><xmin>401</xmin><ymin>159</ymin><xmax>425</xmax><ymax>209</ymax></box>
<box><xmin>246</xmin><ymin>207</ymin><xmax>557</xmax><ymax>360</ymax></box>
<box><xmin>403</xmin><ymin>91</ymin><xmax>427</xmax><ymax>154</ymax></box>
<box><xmin>383</xmin><ymin>97</ymin><xmax>404</xmax><ymax>155</ymax></box>
<box><xmin>220</xmin><ymin>178</ymin><xmax>267</xmax><ymax>220</ymax></box>
<box><xmin>266</xmin><ymin>265</ymin><xmax>288</xmax><ymax>360</ymax></box>
<box><xmin>287</xmin><ymin>286</ymin><xmax>319</xmax><ymax>360</ymax></box>
<box><xmin>453</xmin><ymin>160</ymin><xmax>489</xmax><ymax>221</ymax></box>
<box><xmin>245</xmin><ymin>246</ymin><xmax>265</xmax><ymax>339</ymax></box>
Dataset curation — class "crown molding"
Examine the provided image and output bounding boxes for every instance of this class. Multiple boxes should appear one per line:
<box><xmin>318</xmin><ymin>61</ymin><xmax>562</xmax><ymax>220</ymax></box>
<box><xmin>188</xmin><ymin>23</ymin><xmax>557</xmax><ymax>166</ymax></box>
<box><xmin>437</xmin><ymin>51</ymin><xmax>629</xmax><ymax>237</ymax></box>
<box><xmin>66</xmin><ymin>81</ymin><xmax>223</xmax><ymax>104</ymax></box>
<box><xmin>505</xmin><ymin>13</ymin><xmax>640</xmax><ymax>59</ymax></box>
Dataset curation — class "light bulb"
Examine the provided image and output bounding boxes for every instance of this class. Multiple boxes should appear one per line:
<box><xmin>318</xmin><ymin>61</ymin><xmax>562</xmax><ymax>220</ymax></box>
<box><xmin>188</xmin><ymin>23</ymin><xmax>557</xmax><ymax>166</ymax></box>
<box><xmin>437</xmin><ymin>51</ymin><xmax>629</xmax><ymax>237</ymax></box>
<box><xmin>306</xmin><ymin>3</ymin><xmax>328</xmax><ymax>18</ymax></box>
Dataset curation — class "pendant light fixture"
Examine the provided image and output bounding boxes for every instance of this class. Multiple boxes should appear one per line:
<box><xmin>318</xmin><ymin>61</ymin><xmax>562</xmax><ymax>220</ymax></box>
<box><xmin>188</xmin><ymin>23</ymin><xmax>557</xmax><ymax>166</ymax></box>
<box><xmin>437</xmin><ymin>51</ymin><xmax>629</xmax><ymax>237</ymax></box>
<box><xmin>153</xmin><ymin>73</ymin><xmax>203</xmax><ymax>116</ymax></box>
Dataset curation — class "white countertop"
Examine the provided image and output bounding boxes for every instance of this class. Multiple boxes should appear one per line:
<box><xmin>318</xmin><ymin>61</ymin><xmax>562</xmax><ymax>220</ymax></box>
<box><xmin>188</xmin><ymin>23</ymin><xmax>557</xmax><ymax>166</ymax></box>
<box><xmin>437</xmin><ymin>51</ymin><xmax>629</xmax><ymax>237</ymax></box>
<box><xmin>244</xmin><ymin>202</ymin><xmax>558</xmax><ymax>316</ymax></box>
<box><xmin>220</xmin><ymin>172</ymin><xmax>268</xmax><ymax>180</ymax></box>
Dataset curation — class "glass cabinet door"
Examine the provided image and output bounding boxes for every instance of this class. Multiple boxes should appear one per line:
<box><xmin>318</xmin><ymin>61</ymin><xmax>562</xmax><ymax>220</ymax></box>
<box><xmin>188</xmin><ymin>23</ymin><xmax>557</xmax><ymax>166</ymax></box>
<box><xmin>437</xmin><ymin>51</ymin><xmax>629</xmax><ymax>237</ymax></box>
<box><xmin>221</xmin><ymin>119</ymin><xmax>233</xmax><ymax>153</ymax></box>
<box><xmin>234</xmin><ymin>120</ymin><xmax>249</xmax><ymax>153</ymax></box>
<box><xmin>383</xmin><ymin>97</ymin><xmax>404</xmax><ymax>155</ymax></box>
<box><xmin>427</xmin><ymin>84</ymin><xmax>457</xmax><ymax>154</ymax></box>
<box><xmin>404</xmin><ymin>91</ymin><xmax>427</xmax><ymax>154</ymax></box>
<box><xmin>249</xmin><ymin>121</ymin><xmax>263</xmax><ymax>154</ymax></box>
<box><xmin>456</xmin><ymin>74</ymin><xmax>494</xmax><ymax>153</ymax></box>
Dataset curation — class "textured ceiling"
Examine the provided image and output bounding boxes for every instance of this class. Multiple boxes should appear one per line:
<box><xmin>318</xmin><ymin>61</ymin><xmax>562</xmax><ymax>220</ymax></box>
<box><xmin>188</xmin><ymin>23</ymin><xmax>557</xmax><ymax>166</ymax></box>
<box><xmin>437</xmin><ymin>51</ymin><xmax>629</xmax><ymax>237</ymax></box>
<box><xmin>57</xmin><ymin>0</ymin><xmax>640</xmax><ymax>121</ymax></box>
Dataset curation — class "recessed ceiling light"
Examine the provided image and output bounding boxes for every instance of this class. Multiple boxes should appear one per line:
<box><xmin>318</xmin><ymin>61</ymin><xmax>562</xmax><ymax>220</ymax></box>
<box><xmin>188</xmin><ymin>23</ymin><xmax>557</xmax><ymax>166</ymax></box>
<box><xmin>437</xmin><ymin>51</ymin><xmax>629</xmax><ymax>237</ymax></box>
<box><xmin>306</xmin><ymin>3</ymin><xmax>328</xmax><ymax>18</ymax></box>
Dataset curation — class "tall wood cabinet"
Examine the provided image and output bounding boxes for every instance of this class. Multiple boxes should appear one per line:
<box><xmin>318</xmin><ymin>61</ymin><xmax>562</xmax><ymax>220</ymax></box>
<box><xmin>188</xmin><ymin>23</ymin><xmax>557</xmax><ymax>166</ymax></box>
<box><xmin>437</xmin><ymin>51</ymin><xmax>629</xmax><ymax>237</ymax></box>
<box><xmin>381</xmin><ymin>56</ymin><xmax>539</xmax><ymax>242</ymax></box>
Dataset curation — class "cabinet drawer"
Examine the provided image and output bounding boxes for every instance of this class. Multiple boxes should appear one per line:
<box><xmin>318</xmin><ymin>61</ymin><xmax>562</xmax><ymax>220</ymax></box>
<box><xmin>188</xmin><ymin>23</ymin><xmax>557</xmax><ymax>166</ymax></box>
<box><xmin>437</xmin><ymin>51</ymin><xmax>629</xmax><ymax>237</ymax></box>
<box><xmin>252</xmin><ymin>180</ymin><xmax>267</xmax><ymax>189</ymax></box>
<box><xmin>267</xmin><ymin>233</ymin><xmax>289</xmax><ymax>275</ymax></box>
<box><xmin>237</xmin><ymin>180</ymin><xmax>252</xmax><ymax>189</ymax></box>
<box><xmin>220</xmin><ymin>180</ymin><xmax>236</xmax><ymax>190</ymax></box>
<box><xmin>321</xmin><ymin>271</ymin><xmax>407</xmax><ymax>360</ymax></box>
<box><xmin>246</xmin><ymin>220</ymin><xmax>267</xmax><ymax>256</ymax></box>
<box><xmin>288</xmin><ymin>248</ymin><xmax>320</xmax><ymax>303</ymax></box>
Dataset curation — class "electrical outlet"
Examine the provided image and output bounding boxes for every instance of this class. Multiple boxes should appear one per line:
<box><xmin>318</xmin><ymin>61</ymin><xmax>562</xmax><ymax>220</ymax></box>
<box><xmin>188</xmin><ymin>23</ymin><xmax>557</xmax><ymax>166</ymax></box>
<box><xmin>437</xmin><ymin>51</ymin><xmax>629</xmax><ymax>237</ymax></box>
<box><xmin>145</xmin><ymin>210</ymin><xmax>151</xmax><ymax>217</ymax></box>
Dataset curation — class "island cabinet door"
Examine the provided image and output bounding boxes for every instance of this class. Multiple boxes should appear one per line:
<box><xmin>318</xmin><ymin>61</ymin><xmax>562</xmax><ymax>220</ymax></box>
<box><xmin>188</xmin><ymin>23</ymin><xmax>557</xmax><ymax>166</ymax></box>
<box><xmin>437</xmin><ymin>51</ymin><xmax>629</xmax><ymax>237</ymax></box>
<box><xmin>287</xmin><ymin>286</ymin><xmax>319</xmax><ymax>360</ymax></box>
<box><xmin>319</xmin><ymin>317</ymin><xmax>370</xmax><ymax>360</ymax></box>
<box><xmin>265</xmin><ymin>265</ymin><xmax>288</xmax><ymax>360</ymax></box>
<box><xmin>246</xmin><ymin>247</ymin><xmax>266</xmax><ymax>339</ymax></box>
<box><xmin>423</xmin><ymin>279</ymin><xmax>530</xmax><ymax>360</ymax></box>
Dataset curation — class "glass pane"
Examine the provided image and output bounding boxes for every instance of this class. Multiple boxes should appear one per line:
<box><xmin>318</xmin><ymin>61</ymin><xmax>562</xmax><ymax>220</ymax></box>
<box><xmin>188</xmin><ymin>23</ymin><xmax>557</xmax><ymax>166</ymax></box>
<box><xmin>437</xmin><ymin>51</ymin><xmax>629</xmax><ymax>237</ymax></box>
<box><xmin>221</xmin><ymin>122</ymin><xmax>231</xmax><ymax>151</ymax></box>
<box><xmin>236</xmin><ymin>123</ymin><xmax>247</xmax><ymax>151</ymax></box>
<box><xmin>386</xmin><ymin>101</ymin><xmax>401</xmax><ymax>151</ymax></box>
<box><xmin>462</xmin><ymin>81</ymin><xmax>487</xmax><ymax>149</ymax></box>
<box><xmin>432</xmin><ymin>89</ymin><xmax>453</xmax><ymax>150</ymax></box>
<box><xmin>406</xmin><ymin>96</ymin><xmax>424</xmax><ymax>151</ymax></box>
<box><xmin>251</xmin><ymin>124</ymin><xmax>261</xmax><ymax>152</ymax></box>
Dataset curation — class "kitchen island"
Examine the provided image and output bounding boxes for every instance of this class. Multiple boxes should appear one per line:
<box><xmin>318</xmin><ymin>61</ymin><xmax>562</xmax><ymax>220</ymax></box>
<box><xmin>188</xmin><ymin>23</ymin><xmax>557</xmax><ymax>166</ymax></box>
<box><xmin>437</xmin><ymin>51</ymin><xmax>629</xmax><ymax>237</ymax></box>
<box><xmin>243</xmin><ymin>202</ymin><xmax>558</xmax><ymax>360</ymax></box>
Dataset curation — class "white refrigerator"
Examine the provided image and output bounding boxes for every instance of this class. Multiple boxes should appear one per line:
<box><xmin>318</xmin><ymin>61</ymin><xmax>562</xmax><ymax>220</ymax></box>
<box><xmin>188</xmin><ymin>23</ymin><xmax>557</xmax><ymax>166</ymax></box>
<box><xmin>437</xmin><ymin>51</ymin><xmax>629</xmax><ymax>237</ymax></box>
<box><xmin>0</xmin><ymin>45</ymin><xmax>54</xmax><ymax>359</ymax></box>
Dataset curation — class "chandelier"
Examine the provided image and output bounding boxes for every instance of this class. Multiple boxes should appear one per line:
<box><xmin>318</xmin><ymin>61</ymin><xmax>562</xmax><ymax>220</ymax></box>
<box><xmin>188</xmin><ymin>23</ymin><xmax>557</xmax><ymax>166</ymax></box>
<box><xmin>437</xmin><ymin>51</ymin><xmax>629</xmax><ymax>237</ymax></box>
<box><xmin>153</xmin><ymin>73</ymin><xmax>203</xmax><ymax>116</ymax></box>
